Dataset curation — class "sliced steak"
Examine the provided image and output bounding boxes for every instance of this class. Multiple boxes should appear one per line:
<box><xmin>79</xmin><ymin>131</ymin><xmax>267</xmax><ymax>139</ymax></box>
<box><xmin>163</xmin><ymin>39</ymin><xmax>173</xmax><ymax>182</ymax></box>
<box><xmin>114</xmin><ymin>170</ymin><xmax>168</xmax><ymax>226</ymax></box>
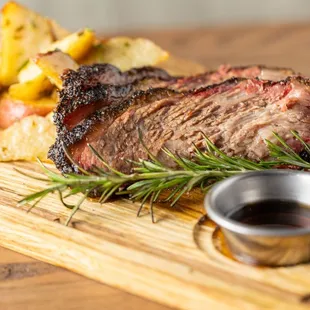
<box><xmin>49</xmin><ymin>88</ymin><xmax>179</xmax><ymax>173</ymax></box>
<box><xmin>56</xmin><ymin>64</ymin><xmax>296</xmax><ymax>132</ymax></box>
<box><xmin>55</xmin><ymin>64</ymin><xmax>176</xmax><ymax>131</ymax></box>
<box><xmin>152</xmin><ymin>64</ymin><xmax>296</xmax><ymax>91</ymax></box>
<box><xmin>50</xmin><ymin>76</ymin><xmax>310</xmax><ymax>174</ymax></box>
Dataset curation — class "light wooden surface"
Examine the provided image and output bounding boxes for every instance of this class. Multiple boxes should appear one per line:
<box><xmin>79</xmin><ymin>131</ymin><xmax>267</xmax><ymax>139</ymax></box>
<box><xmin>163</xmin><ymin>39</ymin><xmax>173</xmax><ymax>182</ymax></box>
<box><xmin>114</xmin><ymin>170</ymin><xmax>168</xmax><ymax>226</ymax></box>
<box><xmin>1</xmin><ymin>161</ymin><xmax>310</xmax><ymax>310</ymax></box>
<box><xmin>0</xmin><ymin>247</ymin><xmax>171</xmax><ymax>310</ymax></box>
<box><xmin>2</xmin><ymin>24</ymin><xmax>310</xmax><ymax>310</ymax></box>
<box><xmin>131</xmin><ymin>23</ymin><xmax>310</xmax><ymax>76</ymax></box>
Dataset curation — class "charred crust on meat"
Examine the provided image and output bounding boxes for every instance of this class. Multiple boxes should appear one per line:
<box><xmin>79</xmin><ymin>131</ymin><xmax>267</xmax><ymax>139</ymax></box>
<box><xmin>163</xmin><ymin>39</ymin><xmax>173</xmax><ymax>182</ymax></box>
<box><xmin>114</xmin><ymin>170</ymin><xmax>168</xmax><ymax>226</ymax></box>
<box><xmin>50</xmin><ymin>64</ymin><xmax>305</xmax><ymax>176</ymax></box>
<box><xmin>60</xmin><ymin>63</ymin><xmax>173</xmax><ymax>91</ymax></box>
<box><xmin>54</xmin><ymin>84</ymin><xmax>134</xmax><ymax>130</ymax></box>
<box><xmin>48</xmin><ymin>76</ymin><xmax>273</xmax><ymax>174</ymax></box>
<box><xmin>55</xmin><ymin>64</ymin><xmax>176</xmax><ymax>131</ymax></box>
<box><xmin>49</xmin><ymin>76</ymin><xmax>257</xmax><ymax>174</ymax></box>
<box><xmin>49</xmin><ymin>87</ymin><xmax>180</xmax><ymax>173</ymax></box>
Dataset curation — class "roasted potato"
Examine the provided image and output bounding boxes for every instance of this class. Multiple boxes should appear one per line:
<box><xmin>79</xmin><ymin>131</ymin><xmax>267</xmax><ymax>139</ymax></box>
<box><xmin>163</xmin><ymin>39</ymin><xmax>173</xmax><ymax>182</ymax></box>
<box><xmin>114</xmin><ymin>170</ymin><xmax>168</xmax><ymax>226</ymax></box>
<box><xmin>0</xmin><ymin>1</ymin><xmax>54</xmax><ymax>86</ymax></box>
<box><xmin>9</xmin><ymin>29</ymin><xmax>95</xmax><ymax>100</ymax></box>
<box><xmin>81</xmin><ymin>37</ymin><xmax>169</xmax><ymax>71</ymax></box>
<box><xmin>0</xmin><ymin>92</ymin><xmax>56</xmax><ymax>129</ymax></box>
<box><xmin>8</xmin><ymin>75</ymin><xmax>53</xmax><ymax>102</ymax></box>
<box><xmin>48</xmin><ymin>28</ymin><xmax>95</xmax><ymax>60</ymax></box>
<box><xmin>0</xmin><ymin>112</ymin><xmax>56</xmax><ymax>162</ymax></box>
<box><xmin>18</xmin><ymin>28</ymin><xmax>94</xmax><ymax>83</ymax></box>
<box><xmin>34</xmin><ymin>50</ymin><xmax>79</xmax><ymax>89</ymax></box>
<box><xmin>0</xmin><ymin>2</ymin><xmax>172</xmax><ymax>163</ymax></box>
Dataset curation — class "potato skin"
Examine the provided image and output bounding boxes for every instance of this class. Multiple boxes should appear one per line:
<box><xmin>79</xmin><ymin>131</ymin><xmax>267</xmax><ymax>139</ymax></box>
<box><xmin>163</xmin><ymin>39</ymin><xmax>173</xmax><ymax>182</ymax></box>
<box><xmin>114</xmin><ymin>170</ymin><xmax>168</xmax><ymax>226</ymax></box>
<box><xmin>0</xmin><ymin>94</ymin><xmax>55</xmax><ymax>129</ymax></box>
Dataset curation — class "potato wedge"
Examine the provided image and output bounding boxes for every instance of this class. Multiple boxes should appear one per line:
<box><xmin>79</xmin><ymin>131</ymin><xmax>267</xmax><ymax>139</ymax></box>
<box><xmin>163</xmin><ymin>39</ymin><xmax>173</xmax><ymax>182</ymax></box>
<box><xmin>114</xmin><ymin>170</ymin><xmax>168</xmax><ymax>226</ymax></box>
<box><xmin>81</xmin><ymin>37</ymin><xmax>169</xmax><ymax>71</ymax></box>
<box><xmin>9</xmin><ymin>29</ymin><xmax>94</xmax><ymax>100</ymax></box>
<box><xmin>34</xmin><ymin>51</ymin><xmax>79</xmax><ymax>89</ymax></box>
<box><xmin>0</xmin><ymin>93</ymin><xmax>56</xmax><ymax>129</ymax></box>
<box><xmin>18</xmin><ymin>28</ymin><xmax>94</xmax><ymax>83</ymax></box>
<box><xmin>0</xmin><ymin>1</ymin><xmax>54</xmax><ymax>86</ymax></box>
<box><xmin>8</xmin><ymin>75</ymin><xmax>53</xmax><ymax>102</ymax></box>
<box><xmin>48</xmin><ymin>28</ymin><xmax>95</xmax><ymax>61</ymax></box>
<box><xmin>0</xmin><ymin>113</ymin><xmax>56</xmax><ymax>162</ymax></box>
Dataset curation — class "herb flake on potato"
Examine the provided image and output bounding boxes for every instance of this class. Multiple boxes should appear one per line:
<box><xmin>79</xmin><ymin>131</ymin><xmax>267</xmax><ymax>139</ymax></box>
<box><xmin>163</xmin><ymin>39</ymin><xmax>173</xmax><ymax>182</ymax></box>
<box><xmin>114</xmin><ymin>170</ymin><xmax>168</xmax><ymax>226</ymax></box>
<box><xmin>0</xmin><ymin>1</ymin><xmax>54</xmax><ymax>85</ymax></box>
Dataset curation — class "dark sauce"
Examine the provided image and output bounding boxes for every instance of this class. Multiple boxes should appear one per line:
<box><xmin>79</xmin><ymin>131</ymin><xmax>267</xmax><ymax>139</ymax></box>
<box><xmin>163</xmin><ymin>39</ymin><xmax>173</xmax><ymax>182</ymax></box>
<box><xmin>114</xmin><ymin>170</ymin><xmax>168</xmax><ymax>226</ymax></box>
<box><xmin>227</xmin><ymin>200</ymin><xmax>310</xmax><ymax>229</ymax></box>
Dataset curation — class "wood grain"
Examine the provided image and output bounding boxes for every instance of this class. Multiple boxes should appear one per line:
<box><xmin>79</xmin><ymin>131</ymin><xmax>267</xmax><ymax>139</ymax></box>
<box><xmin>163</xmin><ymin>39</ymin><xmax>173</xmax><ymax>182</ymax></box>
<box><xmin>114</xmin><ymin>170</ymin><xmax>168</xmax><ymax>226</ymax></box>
<box><xmin>3</xmin><ymin>25</ymin><xmax>310</xmax><ymax>310</ymax></box>
<box><xmin>0</xmin><ymin>247</ymin><xmax>170</xmax><ymax>310</ymax></box>
<box><xmin>1</xmin><ymin>158</ymin><xmax>310</xmax><ymax>310</ymax></box>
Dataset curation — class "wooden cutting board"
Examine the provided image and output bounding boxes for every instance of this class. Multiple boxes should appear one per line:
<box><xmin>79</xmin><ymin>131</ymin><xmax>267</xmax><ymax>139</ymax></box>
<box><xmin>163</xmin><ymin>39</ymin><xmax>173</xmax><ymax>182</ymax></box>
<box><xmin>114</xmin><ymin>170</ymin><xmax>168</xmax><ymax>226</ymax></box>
<box><xmin>0</xmin><ymin>58</ymin><xmax>310</xmax><ymax>310</ymax></box>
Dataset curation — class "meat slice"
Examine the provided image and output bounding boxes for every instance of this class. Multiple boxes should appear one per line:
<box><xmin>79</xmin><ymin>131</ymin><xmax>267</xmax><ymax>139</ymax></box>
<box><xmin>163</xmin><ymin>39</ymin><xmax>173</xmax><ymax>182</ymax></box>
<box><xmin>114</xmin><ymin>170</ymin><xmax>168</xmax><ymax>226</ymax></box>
<box><xmin>55</xmin><ymin>64</ymin><xmax>295</xmax><ymax>133</ymax></box>
<box><xmin>152</xmin><ymin>64</ymin><xmax>296</xmax><ymax>91</ymax></box>
<box><xmin>50</xmin><ymin>87</ymin><xmax>178</xmax><ymax>173</ymax></box>
<box><xmin>55</xmin><ymin>64</ymin><xmax>175</xmax><ymax>131</ymax></box>
<box><xmin>49</xmin><ymin>76</ymin><xmax>310</xmax><ymax>174</ymax></box>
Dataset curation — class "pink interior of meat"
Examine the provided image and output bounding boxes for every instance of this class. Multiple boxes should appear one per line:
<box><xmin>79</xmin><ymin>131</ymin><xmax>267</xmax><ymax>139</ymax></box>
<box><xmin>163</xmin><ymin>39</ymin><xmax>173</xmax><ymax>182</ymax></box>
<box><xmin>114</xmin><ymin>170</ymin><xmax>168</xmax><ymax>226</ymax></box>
<box><xmin>69</xmin><ymin>121</ymin><xmax>107</xmax><ymax>169</ymax></box>
<box><xmin>64</xmin><ymin>101</ymin><xmax>106</xmax><ymax>130</ymax></box>
<box><xmin>68</xmin><ymin>80</ymin><xmax>252</xmax><ymax>170</ymax></box>
<box><xmin>62</xmin><ymin>67</ymin><xmax>289</xmax><ymax>132</ymax></box>
<box><xmin>52</xmin><ymin>61</ymin><xmax>310</xmax><ymax>176</ymax></box>
<box><xmin>70</xmin><ymin>77</ymin><xmax>310</xmax><ymax>173</ymax></box>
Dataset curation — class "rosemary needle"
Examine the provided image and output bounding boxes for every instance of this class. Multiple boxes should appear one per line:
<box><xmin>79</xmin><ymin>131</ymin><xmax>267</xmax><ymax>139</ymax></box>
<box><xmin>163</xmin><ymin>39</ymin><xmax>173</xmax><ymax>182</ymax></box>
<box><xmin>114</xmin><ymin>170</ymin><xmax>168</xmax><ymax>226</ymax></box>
<box><xmin>18</xmin><ymin>131</ymin><xmax>310</xmax><ymax>224</ymax></box>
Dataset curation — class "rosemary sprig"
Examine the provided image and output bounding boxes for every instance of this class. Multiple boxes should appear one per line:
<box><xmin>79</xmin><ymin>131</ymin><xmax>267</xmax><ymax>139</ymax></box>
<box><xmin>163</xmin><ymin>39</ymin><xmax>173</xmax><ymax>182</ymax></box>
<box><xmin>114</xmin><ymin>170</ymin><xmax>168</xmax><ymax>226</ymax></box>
<box><xmin>18</xmin><ymin>131</ymin><xmax>310</xmax><ymax>224</ymax></box>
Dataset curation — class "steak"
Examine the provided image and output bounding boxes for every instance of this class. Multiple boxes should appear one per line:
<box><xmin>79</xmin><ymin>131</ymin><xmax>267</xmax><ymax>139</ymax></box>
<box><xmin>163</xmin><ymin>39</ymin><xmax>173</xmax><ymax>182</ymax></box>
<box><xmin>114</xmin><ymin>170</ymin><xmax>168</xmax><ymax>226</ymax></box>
<box><xmin>55</xmin><ymin>64</ymin><xmax>176</xmax><ymax>131</ymax></box>
<box><xmin>151</xmin><ymin>64</ymin><xmax>295</xmax><ymax>91</ymax></box>
<box><xmin>50</xmin><ymin>74</ymin><xmax>310</xmax><ymax>174</ymax></box>
<box><xmin>55</xmin><ymin>64</ymin><xmax>295</xmax><ymax>132</ymax></box>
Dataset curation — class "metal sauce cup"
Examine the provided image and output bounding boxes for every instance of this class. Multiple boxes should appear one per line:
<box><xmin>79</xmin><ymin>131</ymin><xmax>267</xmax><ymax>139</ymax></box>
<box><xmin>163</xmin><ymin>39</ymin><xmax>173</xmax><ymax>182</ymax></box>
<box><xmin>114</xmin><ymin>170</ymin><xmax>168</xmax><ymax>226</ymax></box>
<box><xmin>204</xmin><ymin>170</ymin><xmax>310</xmax><ymax>267</ymax></box>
